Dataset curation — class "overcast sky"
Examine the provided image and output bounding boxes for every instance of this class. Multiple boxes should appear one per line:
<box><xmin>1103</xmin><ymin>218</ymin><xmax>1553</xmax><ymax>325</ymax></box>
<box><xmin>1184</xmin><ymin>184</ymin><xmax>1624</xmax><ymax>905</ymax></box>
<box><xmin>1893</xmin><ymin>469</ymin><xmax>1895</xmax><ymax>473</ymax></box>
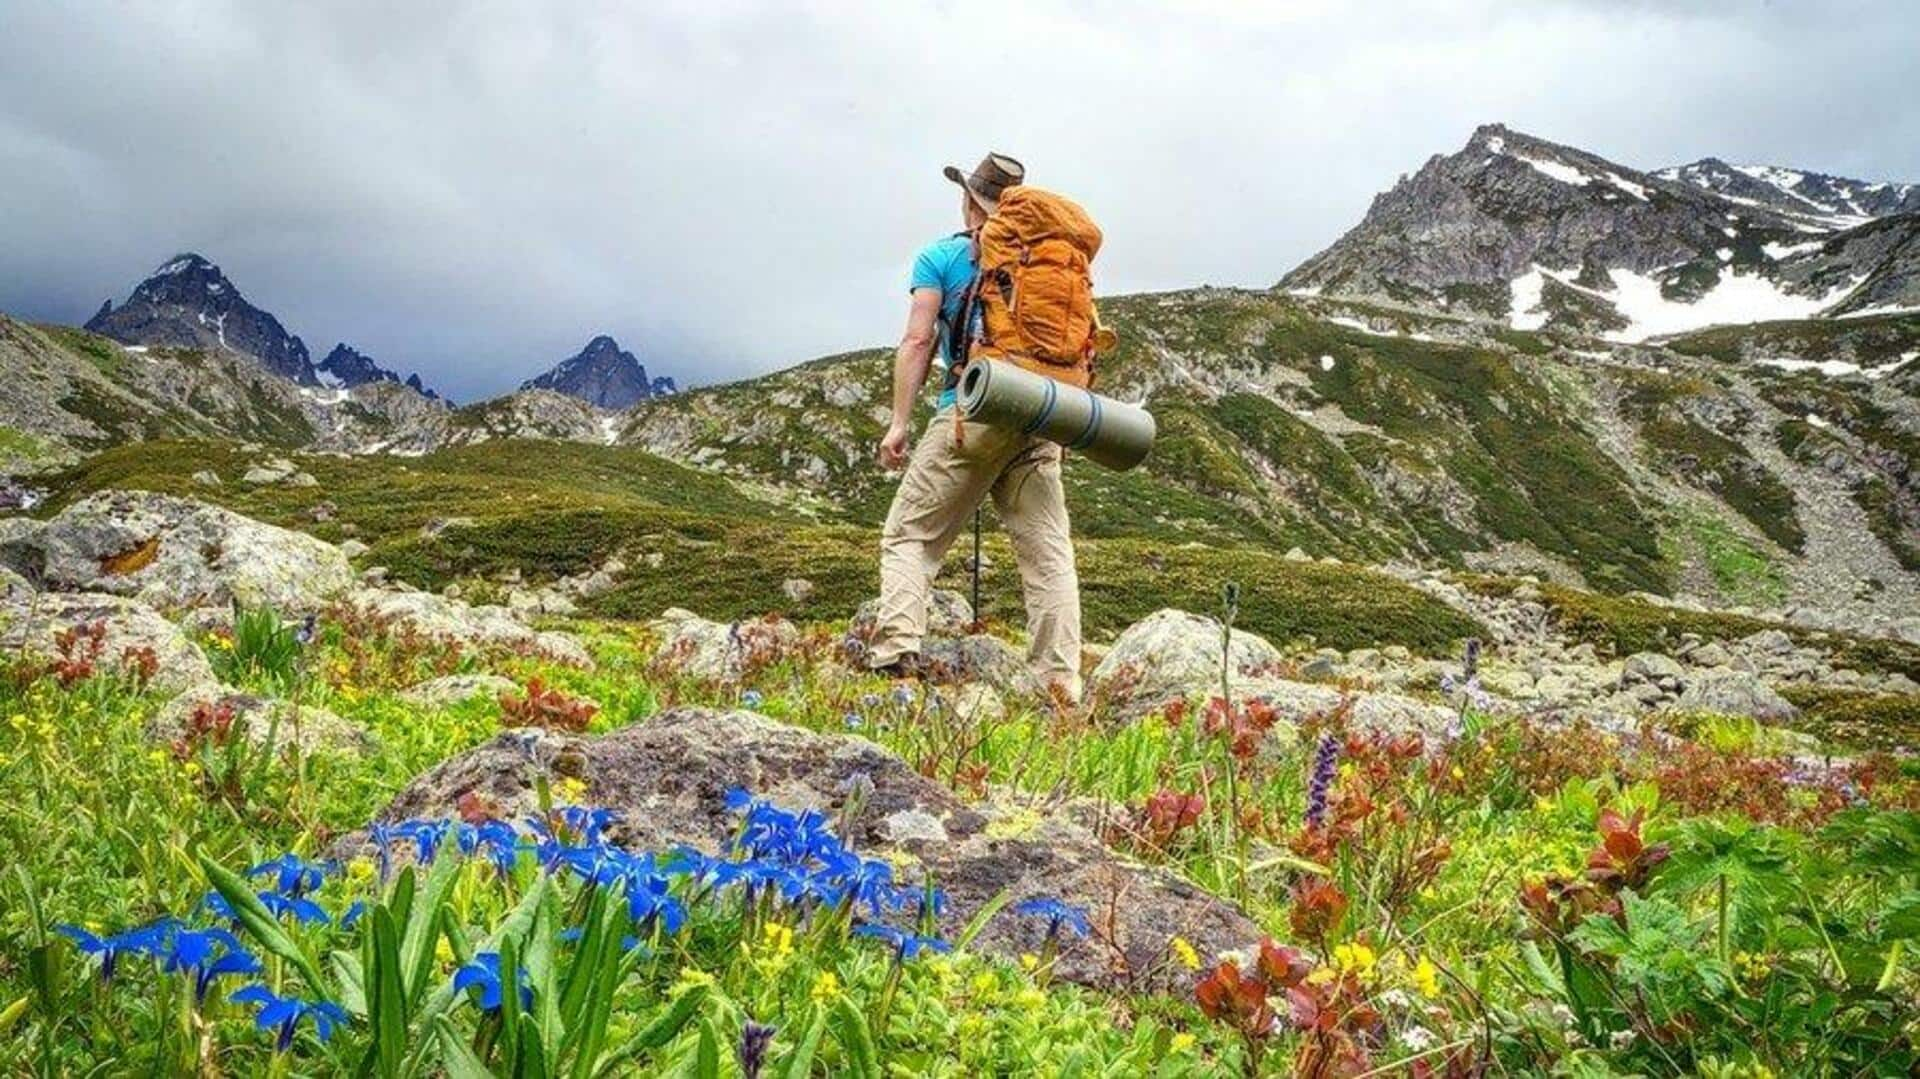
<box><xmin>2</xmin><ymin>1</ymin><xmax>1916</xmax><ymax>401</ymax></box>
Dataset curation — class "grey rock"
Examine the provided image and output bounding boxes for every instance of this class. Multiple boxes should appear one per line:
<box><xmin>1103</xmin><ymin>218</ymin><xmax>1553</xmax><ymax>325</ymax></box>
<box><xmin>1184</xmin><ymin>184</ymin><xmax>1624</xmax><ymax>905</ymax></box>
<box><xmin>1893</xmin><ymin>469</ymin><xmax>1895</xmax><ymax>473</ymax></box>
<box><xmin>1740</xmin><ymin>629</ymin><xmax>1796</xmax><ymax>655</ymax></box>
<box><xmin>781</xmin><ymin>578</ymin><xmax>816</xmax><ymax>604</ymax></box>
<box><xmin>4</xmin><ymin>490</ymin><xmax>354</xmax><ymax>614</ymax></box>
<box><xmin>348</xmin><ymin>588</ymin><xmax>593</xmax><ymax>668</ymax></box>
<box><xmin>150</xmin><ymin>686</ymin><xmax>375</xmax><ymax>756</ymax></box>
<box><xmin>0</xmin><ymin>590</ymin><xmax>216</xmax><ymax>693</ymax></box>
<box><xmin>649</xmin><ymin>610</ymin><xmax>799</xmax><ymax>682</ymax></box>
<box><xmin>398</xmin><ymin>673</ymin><xmax>518</xmax><ymax>708</ymax></box>
<box><xmin>1090</xmin><ymin>609</ymin><xmax>1284</xmax><ymax>716</ymax></box>
<box><xmin>1672</xmin><ymin>669</ymin><xmax>1798</xmax><ymax>723</ymax></box>
<box><xmin>338</xmin><ymin>539</ymin><xmax>370</xmax><ymax>559</ymax></box>
<box><xmin>1687</xmin><ymin>642</ymin><xmax>1731</xmax><ymax>668</ymax></box>
<box><xmin>1621</xmin><ymin>652</ymin><xmax>1686</xmax><ymax>686</ymax></box>
<box><xmin>359</xmin><ymin>707</ymin><xmax>1262</xmax><ymax>992</ymax></box>
<box><xmin>192</xmin><ymin>470</ymin><xmax>222</xmax><ymax>487</ymax></box>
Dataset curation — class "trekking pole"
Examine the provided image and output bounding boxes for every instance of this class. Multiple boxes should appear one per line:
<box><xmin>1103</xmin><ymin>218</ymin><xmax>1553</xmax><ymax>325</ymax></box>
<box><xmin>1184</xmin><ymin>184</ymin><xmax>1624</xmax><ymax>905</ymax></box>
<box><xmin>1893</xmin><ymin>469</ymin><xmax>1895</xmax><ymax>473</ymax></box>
<box><xmin>971</xmin><ymin>507</ymin><xmax>983</xmax><ymax>630</ymax></box>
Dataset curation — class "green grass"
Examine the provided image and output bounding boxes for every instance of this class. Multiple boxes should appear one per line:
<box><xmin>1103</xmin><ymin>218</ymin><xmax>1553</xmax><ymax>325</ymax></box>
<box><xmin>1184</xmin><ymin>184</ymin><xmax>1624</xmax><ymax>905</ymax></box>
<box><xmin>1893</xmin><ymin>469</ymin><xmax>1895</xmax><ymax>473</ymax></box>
<box><xmin>1779</xmin><ymin>686</ymin><xmax>1920</xmax><ymax>753</ymax></box>
<box><xmin>1658</xmin><ymin>510</ymin><xmax>1785</xmax><ymax>607</ymax></box>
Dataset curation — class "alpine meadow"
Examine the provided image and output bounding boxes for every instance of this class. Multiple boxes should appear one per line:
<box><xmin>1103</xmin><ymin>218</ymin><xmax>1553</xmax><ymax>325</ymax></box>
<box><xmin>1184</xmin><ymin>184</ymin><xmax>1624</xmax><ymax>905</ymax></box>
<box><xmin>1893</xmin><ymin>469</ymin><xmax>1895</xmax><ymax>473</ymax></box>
<box><xmin>3</xmin><ymin>7</ymin><xmax>1920</xmax><ymax>1077</ymax></box>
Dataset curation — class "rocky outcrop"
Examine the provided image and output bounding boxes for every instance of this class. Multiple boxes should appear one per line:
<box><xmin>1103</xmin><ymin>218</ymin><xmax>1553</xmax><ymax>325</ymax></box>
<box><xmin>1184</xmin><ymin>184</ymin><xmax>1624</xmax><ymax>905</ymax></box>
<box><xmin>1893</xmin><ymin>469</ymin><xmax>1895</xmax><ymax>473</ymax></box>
<box><xmin>649</xmin><ymin>609</ymin><xmax>800</xmax><ymax>682</ymax></box>
<box><xmin>1</xmin><ymin>490</ymin><xmax>355</xmax><ymax>614</ymax></box>
<box><xmin>1090</xmin><ymin>609</ymin><xmax>1284</xmax><ymax>716</ymax></box>
<box><xmin>365</xmin><ymin>707</ymin><xmax>1262</xmax><ymax>992</ymax></box>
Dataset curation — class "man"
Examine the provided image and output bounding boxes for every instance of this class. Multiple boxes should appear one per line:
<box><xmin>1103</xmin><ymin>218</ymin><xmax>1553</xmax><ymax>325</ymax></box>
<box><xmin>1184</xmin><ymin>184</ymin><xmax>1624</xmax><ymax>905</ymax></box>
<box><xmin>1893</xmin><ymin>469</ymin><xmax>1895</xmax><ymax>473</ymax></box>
<box><xmin>868</xmin><ymin>151</ymin><xmax>1083</xmax><ymax>701</ymax></box>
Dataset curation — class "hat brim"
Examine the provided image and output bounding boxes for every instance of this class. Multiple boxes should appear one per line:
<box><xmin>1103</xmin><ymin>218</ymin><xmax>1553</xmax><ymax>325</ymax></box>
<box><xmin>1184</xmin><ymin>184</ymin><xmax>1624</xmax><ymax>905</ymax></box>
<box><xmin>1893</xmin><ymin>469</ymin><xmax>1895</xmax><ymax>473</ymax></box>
<box><xmin>943</xmin><ymin>165</ymin><xmax>998</xmax><ymax>212</ymax></box>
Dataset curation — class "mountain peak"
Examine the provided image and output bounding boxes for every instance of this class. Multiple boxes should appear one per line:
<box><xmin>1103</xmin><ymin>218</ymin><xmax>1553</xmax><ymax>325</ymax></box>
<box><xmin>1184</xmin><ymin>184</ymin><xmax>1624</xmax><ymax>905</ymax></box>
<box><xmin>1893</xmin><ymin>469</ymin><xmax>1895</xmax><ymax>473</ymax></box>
<box><xmin>521</xmin><ymin>334</ymin><xmax>675</xmax><ymax>409</ymax></box>
<box><xmin>86</xmin><ymin>251</ymin><xmax>315</xmax><ymax>383</ymax></box>
<box><xmin>317</xmin><ymin>342</ymin><xmax>441</xmax><ymax>399</ymax></box>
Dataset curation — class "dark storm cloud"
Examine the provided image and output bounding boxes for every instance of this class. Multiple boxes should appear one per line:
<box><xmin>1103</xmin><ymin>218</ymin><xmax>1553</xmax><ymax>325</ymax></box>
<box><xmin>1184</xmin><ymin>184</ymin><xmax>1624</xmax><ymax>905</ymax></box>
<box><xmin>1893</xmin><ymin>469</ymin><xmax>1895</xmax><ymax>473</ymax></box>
<box><xmin>2</xmin><ymin>1</ymin><xmax>1916</xmax><ymax>401</ymax></box>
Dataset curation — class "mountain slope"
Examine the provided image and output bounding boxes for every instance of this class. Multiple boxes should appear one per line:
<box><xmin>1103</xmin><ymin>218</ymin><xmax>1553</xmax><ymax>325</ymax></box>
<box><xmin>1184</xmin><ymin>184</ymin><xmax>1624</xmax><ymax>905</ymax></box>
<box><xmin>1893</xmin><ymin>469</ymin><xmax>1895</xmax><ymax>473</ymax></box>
<box><xmin>1655</xmin><ymin>158</ymin><xmax>1920</xmax><ymax>229</ymax></box>
<box><xmin>85</xmin><ymin>254</ymin><xmax>318</xmax><ymax>383</ymax></box>
<box><xmin>1281</xmin><ymin>124</ymin><xmax>1920</xmax><ymax>341</ymax></box>
<box><xmin>522</xmin><ymin>335</ymin><xmax>674</xmax><ymax>409</ymax></box>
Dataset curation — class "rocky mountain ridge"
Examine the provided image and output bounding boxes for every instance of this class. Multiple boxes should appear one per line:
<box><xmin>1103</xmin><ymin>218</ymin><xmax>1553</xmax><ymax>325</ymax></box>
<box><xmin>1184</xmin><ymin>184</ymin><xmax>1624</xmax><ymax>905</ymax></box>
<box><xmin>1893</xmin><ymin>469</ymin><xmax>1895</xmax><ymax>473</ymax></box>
<box><xmin>1281</xmin><ymin>124</ymin><xmax>1920</xmax><ymax>341</ymax></box>
<box><xmin>85</xmin><ymin>254</ymin><xmax>317</xmax><ymax>383</ymax></box>
<box><xmin>316</xmin><ymin>343</ymin><xmax>440</xmax><ymax>400</ymax></box>
<box><xmin>522</xmin><ymin>334</ymin><xmax>675</xmax><ymax>409</ymax></box>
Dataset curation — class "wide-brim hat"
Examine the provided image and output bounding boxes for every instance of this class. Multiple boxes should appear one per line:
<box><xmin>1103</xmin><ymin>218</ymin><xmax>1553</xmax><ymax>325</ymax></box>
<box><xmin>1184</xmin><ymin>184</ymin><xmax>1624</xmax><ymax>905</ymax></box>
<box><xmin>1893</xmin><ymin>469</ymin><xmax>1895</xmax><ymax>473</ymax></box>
<box><xmin>944</xmin><ymin>152</ymin><xmax>1025</xmax><ymax>213</ymax></box>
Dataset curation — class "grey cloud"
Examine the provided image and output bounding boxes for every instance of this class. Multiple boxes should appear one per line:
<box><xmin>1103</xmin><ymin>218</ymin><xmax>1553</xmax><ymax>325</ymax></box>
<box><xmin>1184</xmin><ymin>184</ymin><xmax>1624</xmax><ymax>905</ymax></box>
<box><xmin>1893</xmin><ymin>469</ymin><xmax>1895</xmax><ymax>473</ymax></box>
<box><xmin>2</xmin><ymin>1</ymin><xmax>1915</xmax><ymax>401</ymax></box>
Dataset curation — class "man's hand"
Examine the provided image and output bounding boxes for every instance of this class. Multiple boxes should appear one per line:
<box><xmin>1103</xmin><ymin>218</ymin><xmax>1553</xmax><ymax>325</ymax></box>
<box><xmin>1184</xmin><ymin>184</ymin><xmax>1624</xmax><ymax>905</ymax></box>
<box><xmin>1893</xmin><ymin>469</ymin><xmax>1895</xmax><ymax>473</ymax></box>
<box><xmin>877</xmin><ymin>422</ymin><xmax>911</xmax><ymax>470</ymax></box>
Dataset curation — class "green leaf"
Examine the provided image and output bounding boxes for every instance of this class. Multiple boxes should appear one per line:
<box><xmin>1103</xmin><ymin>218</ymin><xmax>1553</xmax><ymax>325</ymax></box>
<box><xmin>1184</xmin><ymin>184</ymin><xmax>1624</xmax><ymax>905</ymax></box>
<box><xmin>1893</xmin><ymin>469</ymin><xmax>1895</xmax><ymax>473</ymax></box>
<box><xmin>402</xmin><ymin>852</ymin><xmax>462</xmax><ymax>1007</ymax></box>
<box><xmin>329</xmin><ymin>951</ymin><xmax>369</xmax><ymax>1018</ymax></box>
<box><xmin>368</xmin><ymin>907</ymin><xmax>409</xmax><ymax>1079</ymax></box>
<box><xmin>830</xmin><ymin>997</ymin><xmax>878</xmax><ymax>1079</ymax></box>
<box><xmin>692</xmin><ymin>1015</ymin><xmax>721</xmax><ymax>1079</ymax></box>
<box><xmin>432</xmin><ymin>1015</ymin><xmax>494</xmax><ymax>1079</ymax></box>
<box><xmin>778</xmin><ymin>1004</ymin><xmax>827</xmax><ymax>1079</ymax></box>
<box><xmin>199</xmin><ymin>852</ymin><xmax>329</xmax><ymax>995</ymax></box>
<box><xmin>955</xmin><ymin>888</ymin><xmax>1011</xmax><ymax>951</ymax></box>
<box><xmin>597</xmin><ymin>984</ymin><xmax>708</xmax><ymax>1074</ymax></box>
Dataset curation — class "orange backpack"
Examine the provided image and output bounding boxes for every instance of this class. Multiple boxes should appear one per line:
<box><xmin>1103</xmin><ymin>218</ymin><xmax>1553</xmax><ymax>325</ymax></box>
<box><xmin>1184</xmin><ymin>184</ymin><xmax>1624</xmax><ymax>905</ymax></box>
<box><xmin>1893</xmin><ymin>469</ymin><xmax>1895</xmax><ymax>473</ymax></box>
<box><xmin>961</xmin><ymin>186</ymin><xmax>1114</xmax><ymax>389</ymax></box>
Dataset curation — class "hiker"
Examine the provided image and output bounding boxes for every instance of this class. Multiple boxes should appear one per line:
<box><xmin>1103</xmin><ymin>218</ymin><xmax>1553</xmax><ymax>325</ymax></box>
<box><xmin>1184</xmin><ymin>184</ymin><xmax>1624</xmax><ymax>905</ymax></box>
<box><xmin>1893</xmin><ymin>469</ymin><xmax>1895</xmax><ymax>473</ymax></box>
<box><xmin>868</xmin><ymin>151</ymin><xmax>1087</xmax><ymax>702</ymax></box>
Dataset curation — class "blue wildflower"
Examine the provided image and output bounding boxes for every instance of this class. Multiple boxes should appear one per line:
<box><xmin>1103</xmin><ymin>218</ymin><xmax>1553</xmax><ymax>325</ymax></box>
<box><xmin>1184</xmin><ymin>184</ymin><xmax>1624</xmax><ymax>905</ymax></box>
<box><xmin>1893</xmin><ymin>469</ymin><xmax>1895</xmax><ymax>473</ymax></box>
<box><xmin>258</xmin><ymin>891</ymin><xmax>330</xmax><ymax>926</ymax></box>
<box><xmin>741</xmin><ymin>689</ymin><xmax>764</xmax><ymax>710</ymax></box>
<box><xmin>453</xmin><ymin>952</ymin><xmax>533</xmax><ymax>1013</ymax></box>
<box><xmin>246</xmin><ymin>853</ymin><xmax>332</xmax><ymax>898</ymax></box>
<box><xmin>230</xmin><ymin>986</ymin><xmax>348</xmax><ymax>1051</ymax></box>
<box><xmin>851</xmin><ymin>923</ymin><xmax>950</xmax><ymax>961</ymax></box>
<box><xmin>843</xmin><ymin>712</ymin><xmax>864</xmax><ymax>730</ymax></box>
<box><xmin>340</xmin><ymin>901</ymin><xmax>367</xmax><ymax>930</ymax></box>
<box><xmin>57</xmin><ymin>919</ymin><xmax>174</xmax><ymax>982</ymax></box>
<box><xmin>200</xmin><ymin>891</ymin><xmax>238</xmax><ymax>924</ymax></box>
<box><xmin>163</xmin><ymin>927</ymin><xmax>260</xmax><ymax>1002</ymax></box>
<box><xmin>1013</xmin><ymin>897</ymin><xmax>1091</xmax><ymax>940</ymax></box>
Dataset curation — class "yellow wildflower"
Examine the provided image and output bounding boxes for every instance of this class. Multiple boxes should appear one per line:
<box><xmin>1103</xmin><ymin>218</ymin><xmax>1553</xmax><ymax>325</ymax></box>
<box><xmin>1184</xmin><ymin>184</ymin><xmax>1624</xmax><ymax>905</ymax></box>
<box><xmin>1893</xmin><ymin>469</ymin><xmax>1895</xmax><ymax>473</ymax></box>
<box><xmin>970</xmin><ymin>972</ymin><xmax>998</xmax><ymax>996</ymax></box>
<box><xmin>672</xmin><ymin>966</ymin><xmax>715</xmax><ymax>991</ymax></box>
<box><xmin>809</xmin><ymin>970</ymin><xmax>842</xmax><ymax>1002</ymax></box>
<box><xmin>1534</xmin><ymin>797</ymin><xmax>1554</xmax><ymax>813</ymax></box>
<box><xmin>760</xmin><ymin>921</ymin><xmax>795</xmax><ymax>958</ymax></box>
<box><xmin>1014</xmin><ymin>987</ymin><xmax>1046</xmax><ymax>1009</ymax></box>
<box><xmin>1020</xmin><ymin>953</ymin><xmax>1041</xmax><ymax>973</ymax></box>
<box><xmin>1450</xmin><ymin>765</ymin><xmax>1465</xmax><ymax>781</ymax></box>
<box><xmin>1412</xmin><ymin>956</ymin><xmax>1441</xmax><ymax>999</ymax></box>
<box><xmin>1332</xmin><ymin>942</ymin><xmax>1378</xmax><ymax>980</ymax></box>
<box><xmin>1170</xmin><ymin>1032</ymin><xmax>1196</xmax><ymax>1053</ymax></box>
<box><xmin>1169</xmin><ymin>935</ymin><xmax>1200</xmax><ymax>971</ymax></box>
<box><xmin>555</xmin><ymin>776</ymin><xmax>587</xmax><ymax>804</ymax></box>
<box><xmin>435</xmin><ymin>938</ymin><xmax>454</xmax><ymax>965</ymax></box>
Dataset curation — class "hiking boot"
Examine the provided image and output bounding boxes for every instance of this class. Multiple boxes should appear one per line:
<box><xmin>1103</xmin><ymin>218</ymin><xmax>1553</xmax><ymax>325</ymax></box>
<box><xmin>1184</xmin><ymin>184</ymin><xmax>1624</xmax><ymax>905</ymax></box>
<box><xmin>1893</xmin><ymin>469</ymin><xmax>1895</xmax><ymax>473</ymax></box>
<box><xmin>870</xmin><ymin>653</ymin><xmax>926</xmax><ymax>681</ymax></box>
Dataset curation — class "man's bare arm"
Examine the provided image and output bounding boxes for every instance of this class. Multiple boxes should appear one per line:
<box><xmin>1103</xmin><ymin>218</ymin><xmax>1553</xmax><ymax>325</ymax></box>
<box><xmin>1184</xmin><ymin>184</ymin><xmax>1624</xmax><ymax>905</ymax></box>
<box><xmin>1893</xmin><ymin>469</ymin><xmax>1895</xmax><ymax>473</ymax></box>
<box><xmin>877</xmin><ymin>288</ymin><xmax>944</xmax><ymax>469</ymax></box>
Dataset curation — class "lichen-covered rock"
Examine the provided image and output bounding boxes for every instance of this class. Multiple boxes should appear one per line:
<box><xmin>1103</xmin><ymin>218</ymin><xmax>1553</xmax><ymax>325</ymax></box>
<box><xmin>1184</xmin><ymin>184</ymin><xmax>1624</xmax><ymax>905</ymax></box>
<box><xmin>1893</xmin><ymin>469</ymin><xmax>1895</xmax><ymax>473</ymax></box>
<box><xmin>1672</xmin><ymin>669</ymin><xmax>1798</xmax><ymax>724</ymax></box>
<box><xmin>1090</xmin><ymin>609</ymin><xmax>1283</xmax><ymax>715</ymax></box>
<box><xmin>398</xmin><ymin>673</ymin><xmax>519</xmax><ymax>708</ymax></box>
<box><xmin>0</xmin><ymin>590</ymin><xmax>215</xmax><ymax>692</ymax></box>
<box><xmin>648</xmin><ymin>610</ymin><xmax>799</xmax><ymax>681</ymax></box>
<box><xmin>1</xmin><ymin>490</ymin><xmax>354</xmax><ymax>614</ymax></box>
<box><xmin>1237</xmin><ymin>677</ymin><xmax>1453</xmax><ymax>740</ymax></box>
<box><xmin>348</xmin><ymin>588</ymin><xmax>592</xmax><ymax>668</ymax></box>
<box><xmin>149</xmin><ymin>686</ymin><xmax>376</xmax><ymax>755</ymax></box>
<box><xmin>362</xmin><ymin>708</ymin><xmax>1261</xmax><ymax>993</ymax></box>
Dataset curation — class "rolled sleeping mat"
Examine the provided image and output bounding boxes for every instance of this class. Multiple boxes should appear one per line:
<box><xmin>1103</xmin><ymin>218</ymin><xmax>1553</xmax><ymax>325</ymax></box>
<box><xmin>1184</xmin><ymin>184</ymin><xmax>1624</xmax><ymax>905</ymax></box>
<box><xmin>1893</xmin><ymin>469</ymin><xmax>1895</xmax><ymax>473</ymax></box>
<box><xmin>957</xmin><ymin>358</ymin><xmax>1157</xmax><ymax>472</ymax></box>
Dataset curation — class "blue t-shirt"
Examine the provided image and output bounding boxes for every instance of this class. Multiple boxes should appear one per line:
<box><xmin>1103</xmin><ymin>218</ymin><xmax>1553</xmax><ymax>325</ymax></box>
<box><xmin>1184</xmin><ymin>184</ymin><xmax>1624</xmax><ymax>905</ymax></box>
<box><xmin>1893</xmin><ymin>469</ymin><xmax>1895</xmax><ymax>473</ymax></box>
<box><xmin>909</xmin><ymin>233</ymin><xmax>976</xmax><ymax>409</ymax></box>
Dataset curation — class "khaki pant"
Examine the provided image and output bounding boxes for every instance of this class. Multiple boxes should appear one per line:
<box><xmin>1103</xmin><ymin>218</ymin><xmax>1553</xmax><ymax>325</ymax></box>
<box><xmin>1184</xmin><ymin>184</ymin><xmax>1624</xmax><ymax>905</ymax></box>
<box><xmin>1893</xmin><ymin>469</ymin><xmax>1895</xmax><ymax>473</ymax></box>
<box><xmin>870</xmin><ymin>409</ymin><xmax>1083</xmax><ymax>699</ymax></box>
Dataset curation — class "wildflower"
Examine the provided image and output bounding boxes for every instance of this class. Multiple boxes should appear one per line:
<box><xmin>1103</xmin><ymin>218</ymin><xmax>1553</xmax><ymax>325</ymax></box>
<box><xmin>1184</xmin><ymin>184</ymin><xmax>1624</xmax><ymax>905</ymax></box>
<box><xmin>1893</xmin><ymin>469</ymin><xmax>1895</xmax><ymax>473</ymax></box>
<box><xmin>738</xmin><ymin>1020</ymin><xmax>777</xmax><ymax>1079</ymax></box>
<box><xmin>741</xmin><ymin>689</ymin><xmax>764</xmax><ymax>710</ymax></box>
<box><xmin>246</xmin><ymin>853</ymin><xmax>333</xmax><ymax>898</ymax></box>
<box><xmin>453</xmin><ymin>952</ymin><xmax>533</xmax><ymax>1013</ymax></box>
<box><xmin>1402</xmin><ymin>1024</ymin><xmax>1437</xmax><ymax>1051</ymax></box>
<box><xmin>851</xmin><ymin>923</ymin><xmax>950</xmax><ymax>961</ymax></box>
<box><xmin>162</xmin><ymin>927</ymin><xmax>260</xmax><ymax>1002</ymax></box>
<box><xmin>759</xmin><ymin>921</ymin><xmax>795</xmax><ymax>958</ymax></box>
<box><xmin>1170</xmin><ymin>935</ymin><xmax>1201</xmax><ymax>971</ymax></box>
<box><xmin>555</xmin><ymin>776</ymin><xmax>587</xmax><ymax>803</ymax></box>
<box><xmin>810</xmin><ymin>970</ymin><xmax>843</xmax><ymax>1002</ymax></box>
<box><xmin>843</xmin><ymin>712</ymin><xmax>863</xmax><ymax>729</ymax></box>
<box><xmin>890</xmin><ymin>684</ymin><xmax>914</xmax><ymax>707</ymax></box>
<box><xmin>258</xmin><ymin>891</ymin><xmax>330</xmax><ymax>925</ymax></box>
<box><xmin>1012</xmin><ymin>897</ymin><xmax>1091</xmax><ymax>940</ymax></box>
<box><xmin>1412</xmin><ymin>955</ymin><xmax>1441</xmax><ymax>999</ymax></box>
<box><xmin>294</xmin><ymin>613</ymin><xmax>318</xmax><ymax>647</ymax></box>
<box><xmin>1304</xmin><ymin>732</ymin><xmax>1340</xmax><ymax>829</ymax></box>
<box><xmin>229</xmin><ymin>986</ymin><xmax>348</xmax><ymax>1051</ymax></box>
<box><xmin>1332</xmin><ymin>941</ymin><xmax>1378</xmax><ymax>980</ymax></box>
<box><xmin>57</xmin><ymin>920</ymin><xmax>174</xmax><ymax>982</ymax></box>
<box><xmin>1170</xmin><ymin>1032</ymin><xmax>1197</xmax><ymax>1053</ymax></box>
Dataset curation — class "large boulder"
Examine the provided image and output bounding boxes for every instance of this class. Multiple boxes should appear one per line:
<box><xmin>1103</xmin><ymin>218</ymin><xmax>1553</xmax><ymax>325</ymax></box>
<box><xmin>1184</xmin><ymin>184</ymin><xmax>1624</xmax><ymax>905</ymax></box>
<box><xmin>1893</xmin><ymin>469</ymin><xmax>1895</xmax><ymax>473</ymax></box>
<box><xmin>347</xmin><ymin>589</ymin><xmax>592</xmax><ymax>668</ymax></box>
<box><xmin>1090</xmin><ymin>609</ymin><xmax>1284</xmax><ymax>716</ymax></box>
<box><xmin>0</xmin><ymin>591</ymin><xmax>215</xmax><ymax>692</ymax></box>
<box><xmin>1672</xmin><ymin>669</ymin><xmax>1798</xmax><ymax>724</ymax></box>
<box><xmin>2</xmin><ymin>491</ymin><xmax>354</xmax><ymax>614</ymax></box>
<box><xmin>363</xmin><ymin>708</ymin><xmax>1262</xmax><ymax>993</ymax></box>
<box><xmin>149</xmin><ymin>686</ymin><xmax>376</xmax><ymax>756</ymax></box>
<box><xmin>850</xmin><ymin>589</ymin><xmax>976</xmax><ymax>639</ymax></box>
